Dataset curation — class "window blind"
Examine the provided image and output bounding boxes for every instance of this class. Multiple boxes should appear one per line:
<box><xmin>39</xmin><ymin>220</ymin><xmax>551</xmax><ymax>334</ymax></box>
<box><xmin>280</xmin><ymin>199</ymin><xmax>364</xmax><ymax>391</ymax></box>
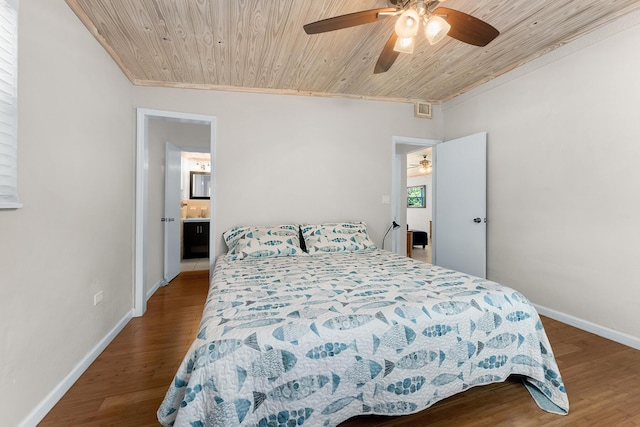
<box><xmin>0</xmin><ymin>0</ymin><xmax>20</xmax><ymax>208</ymax></box>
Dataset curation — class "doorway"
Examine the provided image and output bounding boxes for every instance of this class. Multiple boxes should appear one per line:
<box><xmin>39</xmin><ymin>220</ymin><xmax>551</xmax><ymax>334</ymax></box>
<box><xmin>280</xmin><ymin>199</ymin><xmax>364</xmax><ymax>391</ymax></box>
<box><xmin>134</xmin><ymin>108</ymin><xmax>216</xmax><ymax>317</ymax></box>
<box><xmin>392</xmin><ymin>133</ymin><xmax>488</xmax><ymax>278</ymax></box>
<box><xmin>407</xmin><ymin>147</ymin><xmax>433</xmax><ymax>264</ymax></box>
<box><xmin>178</xmin><ymin>150</ymin><xmax>211</xmax><ymax>273</ymax></box>
<box><xmin>391</xmin><ymin>136</ymin><xmax>439</xmax><ymax>257</ymax></box>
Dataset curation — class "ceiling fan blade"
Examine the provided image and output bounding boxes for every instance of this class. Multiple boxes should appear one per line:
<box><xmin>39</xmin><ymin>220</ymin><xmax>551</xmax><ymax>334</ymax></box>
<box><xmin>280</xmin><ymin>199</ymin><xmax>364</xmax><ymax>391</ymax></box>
<box><xmin>374</xmin><ymin>32</ymin><xmax>400</xmax><ymax>74</ymax></box>
<box><xmin>304</xmin><ymin>8</ymin><xmax>396</xmax><ymax>34</ymax></box>
<box><xmin>434</xmin><ymin>7</ymin><xmax>499</xmax><ymax>47</ymax></box>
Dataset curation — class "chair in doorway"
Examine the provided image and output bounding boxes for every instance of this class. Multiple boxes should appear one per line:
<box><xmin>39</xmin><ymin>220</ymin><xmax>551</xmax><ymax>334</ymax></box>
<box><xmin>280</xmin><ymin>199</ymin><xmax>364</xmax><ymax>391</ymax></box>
<box><xmin>412</xmin><ymin>230</ymin><xmax>428</xmax><ymax>248</ymax></box>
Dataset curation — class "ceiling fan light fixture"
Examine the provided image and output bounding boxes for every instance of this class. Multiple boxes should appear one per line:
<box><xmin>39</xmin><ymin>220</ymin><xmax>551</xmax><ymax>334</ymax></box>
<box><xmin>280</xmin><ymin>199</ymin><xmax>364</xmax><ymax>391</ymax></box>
<box><xmin>395</xmin><ymin>9</ymin><xmax>420</xmax><ymax>38</ymax></box>
<box><xmin>393</xmin><ymin>36</ymin><xmax>415</xmax><ymax>54</ymax></box>
<box><xmin>425</xmin><ymin>15</ymin><xmax>451</xmax><ymax>45</ymax></box>
<box><xmin>419</xmin><ymin>156</ymin><xmax>432</xmax><ymax>174</ymax></box>
<box><xmin>303</xmin><ymin>4</ymin><xmax>500</xmax><ymax>75</ymax></box>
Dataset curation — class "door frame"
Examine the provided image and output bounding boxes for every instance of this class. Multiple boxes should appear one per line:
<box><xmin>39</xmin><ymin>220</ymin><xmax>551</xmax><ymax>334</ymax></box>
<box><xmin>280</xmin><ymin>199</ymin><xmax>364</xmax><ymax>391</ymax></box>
<box><xmin>134</xmin><ymin>108</ymin><xmax>216</xmax><ymax>317</ymax></box>
<box><xmin>391</xmin><ymin>136</ymin><xmax>440</xmax><ymax>256</ymax></box>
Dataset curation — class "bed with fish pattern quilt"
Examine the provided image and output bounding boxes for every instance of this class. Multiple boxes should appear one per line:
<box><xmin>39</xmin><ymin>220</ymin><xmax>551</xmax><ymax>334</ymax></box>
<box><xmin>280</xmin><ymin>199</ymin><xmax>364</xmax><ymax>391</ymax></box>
<box><xmin>158</xmin><ymin>249</ymin><xmax>569</xmax><ymax>427</ymax></box>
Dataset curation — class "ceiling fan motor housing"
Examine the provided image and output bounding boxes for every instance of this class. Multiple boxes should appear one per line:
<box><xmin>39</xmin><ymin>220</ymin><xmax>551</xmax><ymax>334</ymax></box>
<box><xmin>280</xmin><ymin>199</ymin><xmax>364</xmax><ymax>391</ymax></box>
<box><xmin>388</xmin><ymin>0</ymin><xmax>410</xmax><ymax>7</ymax></box>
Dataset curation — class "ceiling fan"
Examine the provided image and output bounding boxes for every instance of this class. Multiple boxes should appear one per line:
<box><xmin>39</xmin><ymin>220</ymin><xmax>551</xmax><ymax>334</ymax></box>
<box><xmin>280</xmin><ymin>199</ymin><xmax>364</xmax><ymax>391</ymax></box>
<box><xmin>303</xmin><ymin>0</ymin><xmax>499</xmax><ymax>74</ymax></box>
<box><xmin>410</xmin><ymin>155</ymin><xmax>432</xmax><ymax>173</ymax></box>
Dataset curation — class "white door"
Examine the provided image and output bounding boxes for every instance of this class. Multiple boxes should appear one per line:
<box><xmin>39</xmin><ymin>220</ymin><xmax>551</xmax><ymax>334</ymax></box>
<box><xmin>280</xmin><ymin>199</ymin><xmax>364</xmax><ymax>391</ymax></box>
<box><xmin>164</xmin><ymin>142</ymin><xmax>182</xmax><ymax>283</ymax></box>
<box><xmin>434</xmin><ymin>132</ymin><xmax>487</xmax><ymax>278</ymax></box>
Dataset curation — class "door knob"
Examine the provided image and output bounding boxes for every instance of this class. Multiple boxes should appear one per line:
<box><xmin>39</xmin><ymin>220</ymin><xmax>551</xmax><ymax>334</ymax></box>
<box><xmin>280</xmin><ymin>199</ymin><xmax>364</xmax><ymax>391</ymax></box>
<box><xmin>473</xmin><ymin>218</ymin><xmax>482</xmax><ymax>223</ymax></box>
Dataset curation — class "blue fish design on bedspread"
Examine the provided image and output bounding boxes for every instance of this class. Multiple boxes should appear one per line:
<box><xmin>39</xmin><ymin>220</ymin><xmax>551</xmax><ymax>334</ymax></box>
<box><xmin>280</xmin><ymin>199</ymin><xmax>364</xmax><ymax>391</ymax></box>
<box><xmin>237</xmin><ymin>347</ymin><xmax>297</xmax><ymax>384</ymax></box>
<box><xmin>252</xmin><ymin>407</ymin><xmax>314</xmax><ymax>427</ymax></box>
<box><xmin>253</xmin><ymin>375</ymin><xmax>332</xmax><ymax>411</ymax></box>
<box><xmin>158</xmin><ymin>249</ymin><xmax>569</xmax><ymax>427</ymax></box>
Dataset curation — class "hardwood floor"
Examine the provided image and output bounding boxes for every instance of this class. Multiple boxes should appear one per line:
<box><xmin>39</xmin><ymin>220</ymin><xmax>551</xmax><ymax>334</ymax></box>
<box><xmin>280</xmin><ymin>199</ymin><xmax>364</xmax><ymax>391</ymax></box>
<box><xmin>410</xmin><ymin>244</ymin><xmax>431</xmax><ymax>264</ymax></box>
<box><xmin>40</xmin><ymin>271</ymin><xmax>210</xmax><ymax>427</ymax></box>
<box><xmin>40</xmin><ymin>270</ymin><xmax>640</xmax><ymax>426</ymax></box>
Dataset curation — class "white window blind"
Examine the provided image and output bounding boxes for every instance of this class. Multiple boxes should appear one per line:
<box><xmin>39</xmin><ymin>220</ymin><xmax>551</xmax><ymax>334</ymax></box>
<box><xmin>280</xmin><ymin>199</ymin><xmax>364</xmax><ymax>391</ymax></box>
<box><xmin>0</xmin><ymin>0</ymin><xmax>20</xmax><ymax>208</ymax></box>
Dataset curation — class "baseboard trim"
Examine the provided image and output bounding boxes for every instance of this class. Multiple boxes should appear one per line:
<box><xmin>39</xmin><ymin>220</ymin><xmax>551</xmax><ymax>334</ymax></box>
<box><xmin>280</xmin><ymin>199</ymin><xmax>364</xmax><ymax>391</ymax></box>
<box><xmin>534</xmin><ymin>304</ymin><xmax>640</xmax><ymax>351</ymax></box>
<box><xmin>19</xmin><ymin>310</ymin><xmax>133</xmax><ymax>427</ymax></box>
<box><xmin>146</xmin><ymin>278</ymin><xmax>166</xmax><ymax>301</ymax></box>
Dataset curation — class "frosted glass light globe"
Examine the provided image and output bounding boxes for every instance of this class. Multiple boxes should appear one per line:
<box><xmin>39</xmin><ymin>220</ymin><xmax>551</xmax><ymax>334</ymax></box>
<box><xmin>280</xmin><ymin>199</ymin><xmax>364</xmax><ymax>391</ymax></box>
<box><xmin>395</xmin><ymin>9</ymin><xmax>420</xmax><ymax>38</ymax></box>
<box><xmin>425</xmin><ymin>15</ymin><xmax>451</xmax><ymax>45</ymax></box>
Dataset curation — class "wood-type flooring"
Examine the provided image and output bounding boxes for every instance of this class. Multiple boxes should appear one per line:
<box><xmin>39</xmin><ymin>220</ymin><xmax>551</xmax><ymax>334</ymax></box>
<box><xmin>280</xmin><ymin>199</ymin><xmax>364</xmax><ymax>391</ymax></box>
<box><xmin>40</xmin><ymin>270</ymin><xmax>640</xmax><ymax>426</ymax></box>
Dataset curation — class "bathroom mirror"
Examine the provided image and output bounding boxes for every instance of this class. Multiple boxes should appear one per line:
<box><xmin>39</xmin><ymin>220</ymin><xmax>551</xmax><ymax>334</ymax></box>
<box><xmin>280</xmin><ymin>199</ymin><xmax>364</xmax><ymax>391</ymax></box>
<box><xmin>190</xmin><ymin>171</ymin><xmax>211</xmax><ymax>199</ymax></box>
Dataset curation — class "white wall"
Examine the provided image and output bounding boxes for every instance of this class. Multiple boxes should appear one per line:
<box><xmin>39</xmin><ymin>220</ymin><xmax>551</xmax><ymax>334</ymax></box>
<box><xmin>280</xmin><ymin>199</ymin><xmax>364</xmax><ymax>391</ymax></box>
<box><xmin>407</xmin><ymin>174</ymin><xmax>432</xmax><ymax>233</ymax></box>
<box><xmin>0</xmin><ymin>1</ymin><xmax>134</xmax><ymax>425</ymax></box>
<box><xmin>443</xmin><ymin>12</ymin><xmax>640</xmax><ymax>341</ymax></box>
<box><xmin>132</xmin><ymin>88</ymin><xmax>442</xmax><ymax>258</ymax></box>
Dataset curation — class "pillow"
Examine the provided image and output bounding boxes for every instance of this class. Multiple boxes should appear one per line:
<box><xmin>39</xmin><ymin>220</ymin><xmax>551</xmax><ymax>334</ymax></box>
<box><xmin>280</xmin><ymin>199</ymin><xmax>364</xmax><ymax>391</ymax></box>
<box><xmin>223</xmin><ymin>224</ymin><xmax>305</xmax><ymax>260</ymax></box>
<box><xmin>301</xmin><ymin>222</ymin><xmax>377</xmax><ymax>254</ymax></box>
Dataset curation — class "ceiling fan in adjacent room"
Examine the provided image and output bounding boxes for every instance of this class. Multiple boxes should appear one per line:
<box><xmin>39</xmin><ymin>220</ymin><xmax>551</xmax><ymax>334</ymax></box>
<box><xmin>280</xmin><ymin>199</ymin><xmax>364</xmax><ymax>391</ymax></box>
<box><xmin>303</xmin><ymin>0</ymin><xmax>500</xmax><ymax>74</ymax></box>
<box><xmin>410</xmin><ymin>155</ymin><xmax>432</xmax><ymax>174</ymax></box>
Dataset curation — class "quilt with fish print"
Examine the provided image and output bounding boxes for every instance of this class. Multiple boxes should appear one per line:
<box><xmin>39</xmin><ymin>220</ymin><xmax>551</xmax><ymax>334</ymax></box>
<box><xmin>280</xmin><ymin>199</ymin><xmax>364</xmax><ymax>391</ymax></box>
<box><xmin>158</xmin><ymin>250</ymin><xmax>569</xmax><ymax>427</ymax></box>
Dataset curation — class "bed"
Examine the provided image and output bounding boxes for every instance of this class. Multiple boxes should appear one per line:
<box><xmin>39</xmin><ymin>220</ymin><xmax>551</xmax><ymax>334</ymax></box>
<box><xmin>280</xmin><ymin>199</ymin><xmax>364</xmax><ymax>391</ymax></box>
<box><xmin>158</xmin><ymin>222</ymin><xmax>569</xmax><ymax>427</ymax></box>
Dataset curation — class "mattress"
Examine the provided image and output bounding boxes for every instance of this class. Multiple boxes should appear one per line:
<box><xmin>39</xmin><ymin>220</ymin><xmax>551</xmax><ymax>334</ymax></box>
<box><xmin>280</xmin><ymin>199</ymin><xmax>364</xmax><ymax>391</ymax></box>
<box><xmin>158</xmin><ymin>249</ymin><xmax>569</xmax><ymax>427</ymax></box>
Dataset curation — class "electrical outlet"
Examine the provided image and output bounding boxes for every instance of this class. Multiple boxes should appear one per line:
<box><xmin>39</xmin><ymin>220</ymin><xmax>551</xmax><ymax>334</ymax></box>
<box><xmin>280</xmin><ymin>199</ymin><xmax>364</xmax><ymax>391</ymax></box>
<box><xmin>94</xmin><ymin>291</ymin><xmax>103</xmax><ymax>306</ymax></box>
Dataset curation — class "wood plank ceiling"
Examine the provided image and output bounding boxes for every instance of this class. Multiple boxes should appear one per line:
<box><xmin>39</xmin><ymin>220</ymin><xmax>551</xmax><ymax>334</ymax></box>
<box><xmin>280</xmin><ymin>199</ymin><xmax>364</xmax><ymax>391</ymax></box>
<box><xmin>65</xmin><ymin>0</ymin><xmax>640</xmax><ymax>103</ymax></box>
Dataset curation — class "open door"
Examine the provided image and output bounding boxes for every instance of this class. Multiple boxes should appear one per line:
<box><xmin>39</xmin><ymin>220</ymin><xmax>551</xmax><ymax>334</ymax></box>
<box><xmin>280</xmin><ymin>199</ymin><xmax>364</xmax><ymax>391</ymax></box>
<box><xmin>434</xmin><ymin>132</ymin><xmax>487</xmax><ymax>278</ymax></box>
<box><xmin>164</xmin><ymin>142</ymin><xmax>181</xmax><ymax>283</ymax></box>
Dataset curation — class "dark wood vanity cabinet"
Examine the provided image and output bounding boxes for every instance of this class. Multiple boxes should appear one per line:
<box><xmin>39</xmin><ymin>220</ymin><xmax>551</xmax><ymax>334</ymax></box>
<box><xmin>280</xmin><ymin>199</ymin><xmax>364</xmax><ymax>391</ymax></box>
<box><xmin>183</xmin><ymin>221</ymin><xmax>209</xmax><ymax>259</ymax></box>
